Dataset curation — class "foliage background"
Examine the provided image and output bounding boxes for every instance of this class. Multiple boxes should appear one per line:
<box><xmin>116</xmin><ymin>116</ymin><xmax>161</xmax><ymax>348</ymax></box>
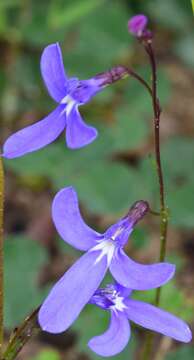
<box><xmin>0</xmin><ymin>0</ymin><xmax>194</xmax><ymax>359</ymax></box>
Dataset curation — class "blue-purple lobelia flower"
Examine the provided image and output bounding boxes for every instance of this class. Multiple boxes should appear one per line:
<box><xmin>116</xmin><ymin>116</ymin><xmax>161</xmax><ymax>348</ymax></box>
<box><xmin>2</xmin><ymin>43</ymin><xmax>127</xmax><ymax>158</ymax></box>
<box><xmin>88</xmin><ymin>283</ymin><xmax>192</xmax><ymax>357</ymax></box>
<box><xmin>38</xmin><ymin>186</ymin><xmax>175</xmax><ymax>333</ymax></box>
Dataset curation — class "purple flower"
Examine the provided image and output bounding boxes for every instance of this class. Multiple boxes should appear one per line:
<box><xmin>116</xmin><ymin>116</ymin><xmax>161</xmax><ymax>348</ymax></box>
<box><xmin>88</xmin><ymin>283</ymin><xmax>192</xmax><ymax>357</ymax></box>
<box><xmin>38</xmin><ymin>186</ymin><xmax>175</xmax><ymax>333</ymax></box>
<box><xmin>128</xmin><ymin>14</ymin><xmax>152</xmax><ymax>39</ymax></box>
<box><xmin>3</xmin><ymin>43</ymin><xmax>121</xmax><ymax>159</ymax></box>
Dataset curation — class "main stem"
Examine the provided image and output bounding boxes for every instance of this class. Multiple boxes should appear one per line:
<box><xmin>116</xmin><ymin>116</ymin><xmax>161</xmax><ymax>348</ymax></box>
<box><xmin>142</xmin><ymin>42</ymin><xmax>169</xmax><ymax>359</ymax></box>
<box><xmin>145</xmin><ymin>42</ymin><xmax>168</xmax><ymax>304</ymax></box>
<box><xmin>0</xmin><ymin>157</ymin><xmax>4</xmax><ymax>358</ymax></box>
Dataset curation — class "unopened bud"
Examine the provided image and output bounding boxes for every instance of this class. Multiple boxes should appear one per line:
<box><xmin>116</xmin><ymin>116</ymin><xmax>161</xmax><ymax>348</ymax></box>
<box><xmin>95</xmin><ymin>66</ymin><xmax>128</xmax><ymax>87</ymax></box>
<box><xmin>127</xmin><ymin>200</ymin><xmax>149</xmax><ymax>226</ymax></box>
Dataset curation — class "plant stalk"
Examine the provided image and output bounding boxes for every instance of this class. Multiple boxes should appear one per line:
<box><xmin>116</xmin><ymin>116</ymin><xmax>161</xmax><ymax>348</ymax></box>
<box><xmin>145</xmin><ymin>42</ymin><xmax>168</xmax><ymax>303</ymax></box>
<box><xmin>141</xmin><ymin>41</ymin><xmax>169</xmax><ymax>360</ymax></box>
<box><xmin>3</xmin><ymin>308</ymin><xmax>40</xmax><ymax>360</ymax></box>
<box><xmin>0</xmin><ymin>157</ymin><xmax>4</xmax><ymax>359</ymax></box>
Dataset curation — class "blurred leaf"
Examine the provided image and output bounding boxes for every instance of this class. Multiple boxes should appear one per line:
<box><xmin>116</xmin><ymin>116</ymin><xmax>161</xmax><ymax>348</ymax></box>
<box><xmin>48</xmin><ymin>0</ymin><xmax>105</xmax><ymax>29</ymax></box>
<box><xmin>19</xmin><ymin>1</ymin><xmax>67</xmax><ymax>46</ymax></box>
<box><xmin>70</xmin><ymin>161</ymin><xmax>148</xmax><ymax>214</ymax></box>
<box><xmin>165</xmin><ymin>345</ymin><xmax>194</xmax><ymax>359</ymax></box>
<box><xmin>138</xmin><ymin>156</ymin><xmax>159</xmax><ymax>208</ymax></box>
<box><xmin>146</xmin><ymin>0</ymin><xmax>191</xmax><ymax>31</ymax></box>
<box><xmin>4</xmin><ymin>235</ymin><xmax>47</xmax><ymax>329</ymax></box>
<box><xmin>161</xmin><ymin>138</ymin><xmax>194</xmax><ymax>227</ymax></box>
<box><xmin>162</xmin><ymin>138</ymin><xmax>194</xmax><ymax>183</ymax></box>
<box><xmin>167</xmin><ymin>183</ymin><xmax>194</xmax><ymax>228</ymax></box>
<box><xmin>138</xmin><ymin>138</ymin><xmax>194</xmax><ymax>227</ymax></box>
<box><xmin>141</xmin><ymin>67</ymin><xmax>171</xmax><ymax>105</ymax></box>
<box><xmin>166</xmin><ymin>253</ymin><xmax>185</xmax><ymax>272</ymax></box>
<box><xmin>65</xmin><ymin>1</ymin><xmax>132</xmax><ymax>76</ymax></box>
<box><xmin>157</xmin><ymin>69</ymin><xmax>172</xmax><ymax>104</ymax></box>
<box><xmin>132</xmin><ymin>281</ymin><xmax>193</xmax><ymax>322</ymax></box>
<box><xmin>30</xmin><ymin>350</ymin><xmax>60</xmax><ymax>360</ymax></box>
<box><xmin>5</xmin><ymin>132</ymin><xmax>152</xmax><ymax>215</ymax></box>
<box><xmin>0</xmin><ymin>0</ymin><xmax>22</xmax><ymax>35</ymax></box>
<box><xmin>97</xmin><ymin>67</ymin><xmax>172</xmax><ymax>152</ymax></box>
<box><xmin>174</xmin><ymin>35</ymin><xmax>194</xmax><ymax>67</ymax></box>
<box><xmin>106</xmin><ymin>104</ymin><xmax>149</xmax><ymax>152</ymax></box>
<box><xmin>131</xmin><ymin>227</ymin><xmax>149</xmax><ymax>250</ymax></box>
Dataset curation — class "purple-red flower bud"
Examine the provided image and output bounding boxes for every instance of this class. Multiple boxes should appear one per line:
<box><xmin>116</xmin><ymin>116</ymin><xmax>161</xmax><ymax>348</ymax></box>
<box><xmin>127</xmin><ymin>200</ymin><xmax>149</xmax><ymax>227</ymax></box>
<box><xmin>127</xmin><ymin>14</ymin><xmax>153</xmax><ymax>41</ymax></box>
<box><xmin>128</xmin><ymin>14</ymin><xmax>148</xmax><ymax>37</ymax></box>
<box><xmin>95</xmin><ymin>65</ymin><xmax>128</xmax><ymax>87</ymax></box>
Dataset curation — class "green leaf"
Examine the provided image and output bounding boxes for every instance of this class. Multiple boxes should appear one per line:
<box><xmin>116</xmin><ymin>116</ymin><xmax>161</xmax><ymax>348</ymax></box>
<box><xmin>64</xmin><ymin>1</ymin><xmax>133</xmax><ymax>76</ymax></box>
<box><xmin>138</xmin><ymin>137</ymin><xmax>194</xmax><ymax>227</ymax></box>
<box><xmin>47</xmin><ymin>0</ymin><xmax>105</xmax><ymax>29</ymax></box>
<box><xmin>167</xmin><ymin>183</ymin><xmax>194</xmax><ymax>228</ymax></box>
<box><xmin>119</xmin><ymin>68</ymin><xmax>171</xmax><ymax>147</ymax></box>
<box><xmin>131</xmin><ymin>227</ymin><xmax>149</xmax><ymax>250</ymax></box>
<box><xmin>69</xmin><ymin>161</ymin><xmax>147</xmax><ymax>214</ymax></box>
<box><xmin>162</xmin><ymin>138</ymin><xmax>194</xmax><ymax>183</ymax></box>
<box><xmin>4</xmin><ymin>235</ymin><xmax>47</xmax><ymax>329</ymax></box>
<box><xmin>146</xmin><ymin>0</ymin><xmax>191</xmax><ymax>31</ymax></box>
<box><xmin>165</xmin><ymin>345</ymin><xmax>194</xmax><ymax>360</ymax></box>
<box><xmin>5</xmin><ymin>136</ymin><xmax>152</xmax><ymax>215</ymax></box>
<box><xmin>30</xmin><ymin>350</ymin><xmax>60</xmax><ymax>360</ymax></box>
<box><xmin>106</xmin><ymin>104</ymin><xmax>149</xmax><ymax>152</ymax></box>
<box><xmin>161</xmin><ymin>138</ymin><xmax>194</xmax><ymax>227</ymax></box>
<box><xmin>174</xmin><ymin>35</ymin><xmax>194</xmax><ymax>67</ymax></box>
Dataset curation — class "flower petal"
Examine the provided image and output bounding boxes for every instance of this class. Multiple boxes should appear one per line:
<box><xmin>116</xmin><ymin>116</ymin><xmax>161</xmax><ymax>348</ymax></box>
<box><xmin>38</xmin><ymin>250</ymin><xmax>107</xmax><ymax>333</ymax></box>
<box><xmin>3</xmin><ymin>106</ymin><xmax>66</xmax><ymax>159</ymax></box>
<box><xmin>52</xmin><ymin>187</ymin><xmax>101</xmax><ymax>251</ymax></box>
<box><xmin>114</xmin><ymin>283</ymin><xmax>132</xmax><ymax>298</ymax></box>
<box><xmin>110</xmin><ymin>249</ymin><xmax>175</xmax><ymax>290</ymax></box>
<box><xmin>88</xmin><ymin>311</ymin><xmax>130</xmax><ymax>357</ymax></box>
<box><xmin>41</xmin><ymin>43</ymin><xmax>68</xmax><ymax>102</ymax></box>
<box><xmin>66</xmin><ymin>106</ymin><xmax>98</xmax><ymax>149</ymax></box>
<box><xmin>125</xmin><ymin>299</ymin><xmax>192</xmax><ymax>343</ymax></box>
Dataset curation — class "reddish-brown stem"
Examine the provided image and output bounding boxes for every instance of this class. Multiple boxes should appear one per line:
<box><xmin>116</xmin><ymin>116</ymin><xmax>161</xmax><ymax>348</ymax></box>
<box><xmin>145</xmin><ymin>43</ymin><xmax>165</xmax><ymax>210</ymax></box>
<box><xmin>126</xmin><ymin>68</ymin><xmax>153</xmax><ymax>96</ymax></box>
<box><xmin>141</xmin><ymin>41</ymin><xmax>169</xmax><ymax>360</ymax></box>
<box><xmin>0</xmin><ymin>158</ymin><xmax>4</xmax><ymax>359</ymax></box>
<box><xmin>144</xmin><ymin>41</ymin><xmax>169</xmax><ymax>293</ymax></box>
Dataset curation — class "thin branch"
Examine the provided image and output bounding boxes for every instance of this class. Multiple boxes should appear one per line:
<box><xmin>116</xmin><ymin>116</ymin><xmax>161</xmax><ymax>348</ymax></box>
<box><xmin>3</xmin><ymin>308</ymin><xmax>40</xmax><ymax>360</ymax></box>
<box><xmin>0</xmin><ymin>157</ymin><xmax>4</xmax><ymax>358</ymax></box>
<box><xmin>141</xmin><ymin>41</ymin><xmax>169</xmax><ymax>360</ymax></box>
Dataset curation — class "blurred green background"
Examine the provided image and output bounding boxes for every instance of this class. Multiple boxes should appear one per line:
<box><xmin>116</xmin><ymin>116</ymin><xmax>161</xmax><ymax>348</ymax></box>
<box><xmin>1</xmin><ymin>0</ymin><xmax>194</xmax><ymax>359</ymax></box>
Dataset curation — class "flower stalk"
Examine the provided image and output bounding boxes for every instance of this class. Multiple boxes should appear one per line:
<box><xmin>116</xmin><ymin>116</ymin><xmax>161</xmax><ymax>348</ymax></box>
<box><xmin>3</xmin><ymin>308</ymin><xmax>40</xmax><ymax>360</ymax></box>
<box><xmin>141</xmin><ymin>38</ymin><xmax>169</xmax><ymax>360</ymax></box>
<box><xmin>144</xmin><ymin>41</ymin><xmax>169</xmax><ymax>305</ymax></box>
<box><xmin>0</xmin><ymin>157</ymin><xmax>4</xmax><ymax>359</ymax></box>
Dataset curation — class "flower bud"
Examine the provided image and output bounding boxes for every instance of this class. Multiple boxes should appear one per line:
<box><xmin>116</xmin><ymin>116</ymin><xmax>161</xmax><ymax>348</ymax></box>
<box><xmin>94</xmin><ymin>65</ymin><xmax>128</xmax><ymax>87</ymax></box>
<box><xmin>128</xmin><ymin>14</ymin><xmax>148</xmax><ymax>37</ymax></box>
<box><xmin>127</xmin><ymin>200</ymin><xmax>149</xmax><ymax>226</ymax></box>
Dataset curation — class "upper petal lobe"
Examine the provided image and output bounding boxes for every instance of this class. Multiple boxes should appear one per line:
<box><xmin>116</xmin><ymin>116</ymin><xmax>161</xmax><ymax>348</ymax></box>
<box><xmin>88</xmin><ymin>310</ymin><xmax>130</xmax><ymax>357</ymax></box>
<box><xmin>38</xmin><ymin>250</ymin><xmax>107</xmax><ymax>333</ymax></box>
<box><xmin>52</xmin><ymin>187</ymin><xmax>101</xmax><ymax>251</ymax></box>
<box><xmin>125</xmin><ymin>299</ymin><xmax>192</xmax><ymax>343</ymax></box>
<box><xmin>41</xmin><ymin>43</ymin><xmax>68</xmax><ymax>102</ymax></box>
<box><xmin>66</xmin><ymin>106</ymin><xmax>98</xmax><ymax>149</ymax></box>
<box><xmin>109</xmin><ymin>249</ymin><xmax>175</xmax><ymax>290</ymax></box>
<box><xmin>3</xmin><ymin>105</ymin><xmax>66</xmax><ymax>159</ymax></box>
